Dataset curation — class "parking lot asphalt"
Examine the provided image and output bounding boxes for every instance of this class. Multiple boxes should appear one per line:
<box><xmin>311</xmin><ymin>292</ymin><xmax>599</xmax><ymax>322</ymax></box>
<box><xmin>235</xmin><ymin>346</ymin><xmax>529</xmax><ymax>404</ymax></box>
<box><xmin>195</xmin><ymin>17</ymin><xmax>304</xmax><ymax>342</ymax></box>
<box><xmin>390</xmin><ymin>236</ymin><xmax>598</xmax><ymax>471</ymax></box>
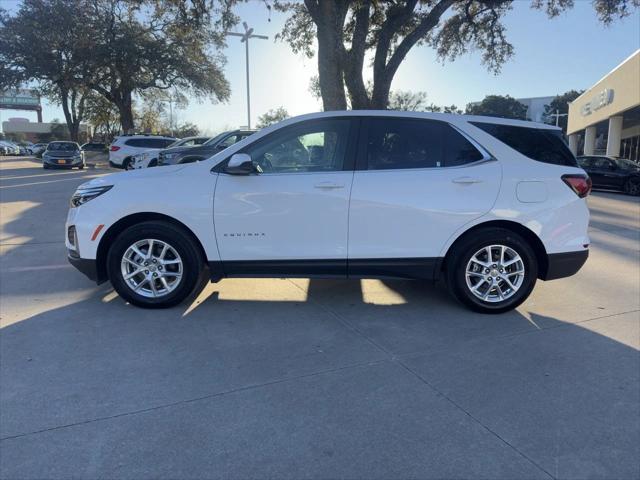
<box><xmin>1</xmin><ymin>155</ymin><xmax>639</xmax><ymax>479</ymax></box>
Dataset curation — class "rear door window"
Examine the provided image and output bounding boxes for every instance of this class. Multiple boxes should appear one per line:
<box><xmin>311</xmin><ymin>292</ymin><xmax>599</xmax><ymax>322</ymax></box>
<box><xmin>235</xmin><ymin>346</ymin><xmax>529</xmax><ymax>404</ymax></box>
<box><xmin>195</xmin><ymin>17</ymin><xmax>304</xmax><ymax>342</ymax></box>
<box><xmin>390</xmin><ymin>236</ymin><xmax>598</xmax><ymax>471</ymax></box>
<box><xmin>365</xmin><ymin>118</ymin><xmax>443</xmax><ymax>170</ymax></box>
<box><xmin>364</xmin><ymin>118</ymin><xmax>484</xmax><ymax>170</ymax></box>
<box><xmin>471</xmin><ymin>122</ymin><xmax>577</xmax><ymax>167</ymax></box>
<box><xmin>125</xmin><ymin>138</ymin><xmax>175</xmax><ymax>148</ymax></box>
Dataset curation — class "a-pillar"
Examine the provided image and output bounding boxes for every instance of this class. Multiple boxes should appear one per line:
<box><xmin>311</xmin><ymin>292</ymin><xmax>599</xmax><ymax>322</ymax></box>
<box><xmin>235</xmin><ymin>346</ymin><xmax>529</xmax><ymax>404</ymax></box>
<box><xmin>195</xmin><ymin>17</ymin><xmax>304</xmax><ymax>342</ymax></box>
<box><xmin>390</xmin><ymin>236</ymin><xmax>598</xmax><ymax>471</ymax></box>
<box><xmin>583</xmin><ymin>126</ymin><xmax>597</xmax><ymax>155</ymax></box>
<box><xmin>606</xmin><ymin>116</ymin><xmax>623</xmax><ymax>157</ymax></box>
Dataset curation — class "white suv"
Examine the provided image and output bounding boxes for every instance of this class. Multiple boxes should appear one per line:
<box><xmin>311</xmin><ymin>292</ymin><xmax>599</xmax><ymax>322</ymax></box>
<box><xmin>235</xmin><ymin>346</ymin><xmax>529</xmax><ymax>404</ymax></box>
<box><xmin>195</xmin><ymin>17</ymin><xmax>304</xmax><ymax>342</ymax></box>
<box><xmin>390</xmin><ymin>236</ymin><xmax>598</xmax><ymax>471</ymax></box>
<box><xmin>108</xmin><ymin>135</ymin><xmax>177</xmax><ymax>170</ymax></box>
<box><xmin>66</xmin><ymin>111</ymin><xmax>591</xmax><ymax>313</ymax></box>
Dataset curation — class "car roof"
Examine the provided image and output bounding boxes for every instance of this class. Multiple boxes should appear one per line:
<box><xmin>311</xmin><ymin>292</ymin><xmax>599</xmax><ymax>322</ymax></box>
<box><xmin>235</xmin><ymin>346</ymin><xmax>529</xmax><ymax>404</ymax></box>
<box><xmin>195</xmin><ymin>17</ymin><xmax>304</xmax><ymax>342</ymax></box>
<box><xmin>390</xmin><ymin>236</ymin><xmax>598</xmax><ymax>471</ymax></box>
<box><xmin>114</xmin><ymin>134</ymin><xmax>177</xmax><ymax>141</ymax></box>
<box><xmin>269</xmin><ymin>110</ymin><xmax>561</xmax><ymax>131</ymax></box>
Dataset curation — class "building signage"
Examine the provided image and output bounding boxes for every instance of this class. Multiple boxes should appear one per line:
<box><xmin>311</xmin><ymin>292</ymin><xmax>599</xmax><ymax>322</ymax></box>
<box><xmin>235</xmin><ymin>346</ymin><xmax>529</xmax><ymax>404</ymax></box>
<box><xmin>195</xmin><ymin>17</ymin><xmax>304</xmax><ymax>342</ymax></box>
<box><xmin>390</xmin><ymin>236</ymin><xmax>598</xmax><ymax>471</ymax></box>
<box><xmin>580</xmin><ymin>88</ymin><xmax>614</xmax><ymax>116</ymax></box>
<box><xmin>0</xmin><ymin>89</ymin><xmax>41</xmax><ymax>108</ymax></box>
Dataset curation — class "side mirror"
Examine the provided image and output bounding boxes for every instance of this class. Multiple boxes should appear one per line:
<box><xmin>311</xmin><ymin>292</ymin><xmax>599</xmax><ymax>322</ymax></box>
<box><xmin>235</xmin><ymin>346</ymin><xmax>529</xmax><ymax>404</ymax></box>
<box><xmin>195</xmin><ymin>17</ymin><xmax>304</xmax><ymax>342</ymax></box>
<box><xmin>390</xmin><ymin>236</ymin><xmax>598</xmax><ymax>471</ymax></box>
<box><xmin>225</xmin><ymin>153</ymin><xmax>257</xmax><ymax>175</ymax></box>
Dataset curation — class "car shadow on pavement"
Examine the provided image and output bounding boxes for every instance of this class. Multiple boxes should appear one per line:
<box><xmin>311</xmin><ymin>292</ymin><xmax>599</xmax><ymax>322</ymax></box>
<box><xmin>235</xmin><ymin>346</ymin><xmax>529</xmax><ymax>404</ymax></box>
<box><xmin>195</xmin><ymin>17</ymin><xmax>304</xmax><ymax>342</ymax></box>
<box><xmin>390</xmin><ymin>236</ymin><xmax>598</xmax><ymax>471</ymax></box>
<box><xmin>0</xmin><ymin>278</ymin><xmax>638</xmax><ymax>479</ymax></box>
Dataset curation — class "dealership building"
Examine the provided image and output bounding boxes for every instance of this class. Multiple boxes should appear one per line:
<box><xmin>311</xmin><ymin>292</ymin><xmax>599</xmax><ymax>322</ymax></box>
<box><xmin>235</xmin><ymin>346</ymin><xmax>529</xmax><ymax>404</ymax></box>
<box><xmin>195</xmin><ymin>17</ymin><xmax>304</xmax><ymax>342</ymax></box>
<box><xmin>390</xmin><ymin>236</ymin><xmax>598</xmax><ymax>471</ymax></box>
<box><xmin>567</xmin><ymin>50</ymin><xmax>640</xmax><ymax>162</ymax></box>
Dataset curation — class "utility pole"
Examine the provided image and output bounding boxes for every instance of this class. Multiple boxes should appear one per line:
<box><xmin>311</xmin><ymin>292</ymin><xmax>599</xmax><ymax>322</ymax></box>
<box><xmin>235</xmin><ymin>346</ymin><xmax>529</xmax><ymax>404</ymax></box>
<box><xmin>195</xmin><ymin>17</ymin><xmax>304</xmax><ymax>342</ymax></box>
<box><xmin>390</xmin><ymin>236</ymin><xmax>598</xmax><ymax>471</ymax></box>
<box><xmin>168</xmin><ymin>97</ymin><xmax>174</xmax><ymax>137</ymax></box>
<box><xmin>227</xmin><ymin>22</ymin><xmax>268</xmax><ymax>129</ymax></box>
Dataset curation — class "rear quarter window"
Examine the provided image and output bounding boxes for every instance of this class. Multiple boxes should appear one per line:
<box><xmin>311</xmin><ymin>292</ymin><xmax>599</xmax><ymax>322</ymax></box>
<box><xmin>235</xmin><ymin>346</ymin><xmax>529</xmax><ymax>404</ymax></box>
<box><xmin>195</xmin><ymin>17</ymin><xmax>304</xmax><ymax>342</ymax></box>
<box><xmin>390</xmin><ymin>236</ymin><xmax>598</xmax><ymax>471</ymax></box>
<box><xmin>471</xmin><ymin>122</ymin><xmax>577</xmax><ymax>167</ymax></box>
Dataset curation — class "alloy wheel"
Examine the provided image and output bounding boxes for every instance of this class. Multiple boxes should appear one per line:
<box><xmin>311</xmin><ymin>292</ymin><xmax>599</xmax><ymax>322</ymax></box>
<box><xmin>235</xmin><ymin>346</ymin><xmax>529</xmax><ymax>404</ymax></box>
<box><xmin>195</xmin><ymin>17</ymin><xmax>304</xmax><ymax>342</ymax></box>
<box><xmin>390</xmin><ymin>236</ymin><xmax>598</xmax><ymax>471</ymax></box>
<box><xmin>465</xmin><ymin>244</ymin><xmax>525</xmax><ymax>303</ymax></box>
<box><xmin>120</xmin><ymin>239</ymin><xmax>183</xmax><ymax>298</ymax></box>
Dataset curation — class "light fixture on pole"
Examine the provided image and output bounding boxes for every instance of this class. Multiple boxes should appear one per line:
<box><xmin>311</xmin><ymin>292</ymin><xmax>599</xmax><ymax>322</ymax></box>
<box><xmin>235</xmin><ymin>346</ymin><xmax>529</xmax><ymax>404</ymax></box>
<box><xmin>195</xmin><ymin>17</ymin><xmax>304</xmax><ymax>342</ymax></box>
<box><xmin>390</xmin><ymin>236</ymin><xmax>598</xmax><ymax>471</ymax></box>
<box><xmin>227</xmin><ymin>22</ymin><xmax>268</xmax><ymax>129</ymax></box>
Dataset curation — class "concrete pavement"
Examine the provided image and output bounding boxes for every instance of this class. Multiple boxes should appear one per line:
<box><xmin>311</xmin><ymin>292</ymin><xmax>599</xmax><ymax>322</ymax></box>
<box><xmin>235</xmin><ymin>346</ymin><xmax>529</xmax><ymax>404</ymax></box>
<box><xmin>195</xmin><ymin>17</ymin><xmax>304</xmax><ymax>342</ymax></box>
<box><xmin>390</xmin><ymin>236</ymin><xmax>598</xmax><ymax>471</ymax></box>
<box><xmin>1</xmin><ymin>155</ymin><xmax>638</xmax><ymax>479</ymax></box>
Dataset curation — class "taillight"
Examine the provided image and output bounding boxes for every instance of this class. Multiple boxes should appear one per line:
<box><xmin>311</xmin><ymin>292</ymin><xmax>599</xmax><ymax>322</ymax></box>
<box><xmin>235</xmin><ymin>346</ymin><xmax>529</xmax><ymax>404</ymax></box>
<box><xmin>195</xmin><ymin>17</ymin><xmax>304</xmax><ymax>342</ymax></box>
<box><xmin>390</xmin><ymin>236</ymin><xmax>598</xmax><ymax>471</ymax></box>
<box><xmin>562</xmin><ymin>174</ymin><xmax>592</xmax><ymax>198</ymax></box>
<box><xmin>110</xmin><ymin>145</ymin><xmax>120</xmax><ymax>151</ymax></box>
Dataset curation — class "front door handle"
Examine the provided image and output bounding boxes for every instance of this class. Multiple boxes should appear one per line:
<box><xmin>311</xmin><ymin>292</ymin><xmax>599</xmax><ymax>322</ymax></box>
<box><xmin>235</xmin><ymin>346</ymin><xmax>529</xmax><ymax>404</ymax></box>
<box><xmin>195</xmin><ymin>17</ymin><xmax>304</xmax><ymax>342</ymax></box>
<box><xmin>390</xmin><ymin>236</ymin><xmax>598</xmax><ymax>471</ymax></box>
<box><xmin>452</xmin><ymin>176</ymin><xmax>482</xmax><ymax>184</ymax></box>
<box><xmin>314</xmin><ymin>182</ymin><xmax>344</xmax><ymax>189</ymax></box>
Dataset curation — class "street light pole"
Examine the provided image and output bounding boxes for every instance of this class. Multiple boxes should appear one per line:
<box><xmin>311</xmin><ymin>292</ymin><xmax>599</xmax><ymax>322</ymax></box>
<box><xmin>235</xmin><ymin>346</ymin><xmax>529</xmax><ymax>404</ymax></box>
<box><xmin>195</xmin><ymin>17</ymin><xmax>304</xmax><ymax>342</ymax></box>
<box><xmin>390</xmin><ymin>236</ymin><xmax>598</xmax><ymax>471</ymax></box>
<box><xmin>227</xmin><ymin>22</ymin><xmax>268</xmax><ymax>129</ymax></box>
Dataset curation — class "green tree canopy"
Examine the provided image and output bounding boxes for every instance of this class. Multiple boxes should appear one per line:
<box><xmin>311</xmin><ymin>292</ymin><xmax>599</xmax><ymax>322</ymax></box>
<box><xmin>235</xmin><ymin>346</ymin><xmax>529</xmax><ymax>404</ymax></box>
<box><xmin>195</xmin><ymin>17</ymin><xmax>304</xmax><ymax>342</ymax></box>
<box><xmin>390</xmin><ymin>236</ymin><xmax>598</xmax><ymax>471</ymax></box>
<box><xmin>257</xmin><ymin>107</ymin><xmax>290</xmax><ymax>128</ymax></box>
<box><xmin>1</xmin><ymin>0</ymin><xmax>234</xmax><ymax>134</ymax></box>
<box><xmin>274</xmin><ymin>0</ymin><xmax>638</xmax><ymax>111</ymax></box>
<box><xmin>0</xmin><ymin>0</ymin><xmax>96</xmax><ymax>141</ymax></box>
<box><xmin>465</xmin><ymin>95</ymin><xmax>528</xmax><ymax>120</ymax></box>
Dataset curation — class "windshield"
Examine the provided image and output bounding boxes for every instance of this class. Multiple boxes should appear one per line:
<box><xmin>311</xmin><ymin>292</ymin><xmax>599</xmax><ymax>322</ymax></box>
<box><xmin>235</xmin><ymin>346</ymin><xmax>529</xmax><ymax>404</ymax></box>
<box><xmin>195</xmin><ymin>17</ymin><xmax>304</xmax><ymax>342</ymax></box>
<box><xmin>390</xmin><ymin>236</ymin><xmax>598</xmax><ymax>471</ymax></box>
<box><xmin>48</xmin><ymin>142</ymin><xmax>78</xmax><ymax>151</ymax></box>
<box><xmin>203</xmin><ymin>132</ymin><xmax>229</xmax><ymax>146</ymax></box>
<box><xmin>615</xmin><ymin>158</ymin><xmax>639</xmax><ymax>170</ymax></box>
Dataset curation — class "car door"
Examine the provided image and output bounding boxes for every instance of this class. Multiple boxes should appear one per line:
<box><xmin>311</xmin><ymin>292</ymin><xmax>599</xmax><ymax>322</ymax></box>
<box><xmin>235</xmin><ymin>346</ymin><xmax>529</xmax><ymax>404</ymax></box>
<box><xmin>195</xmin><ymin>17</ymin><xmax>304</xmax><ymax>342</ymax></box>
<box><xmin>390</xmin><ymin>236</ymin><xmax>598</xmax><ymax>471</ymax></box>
<box><xmin>592</xmin><ymin>158</ymin><xmax>618</xmax><ymax>188</ymax></box>
<box><xmin>213</xmin><ymin>118</ymin><xmax>356</xmax><ymax>276</ymax></box>
<box><xmin>348</xmin><ymin>117</ymin><xmax>500</xmax><ymax>279</ymax></box>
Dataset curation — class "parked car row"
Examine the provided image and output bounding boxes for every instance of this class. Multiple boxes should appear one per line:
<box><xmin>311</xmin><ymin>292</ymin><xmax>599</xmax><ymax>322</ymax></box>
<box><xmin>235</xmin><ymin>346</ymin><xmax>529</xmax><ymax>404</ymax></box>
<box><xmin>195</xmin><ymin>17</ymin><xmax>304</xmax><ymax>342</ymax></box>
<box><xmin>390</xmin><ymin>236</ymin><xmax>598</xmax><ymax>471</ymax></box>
<box><xmin>132</xmin><ymin>136</ymin><xmax>210</xmax><ymax>169</ymax></box>
<box><xmin>0</xmin><ymin>140</ymin><xmax>34</xmax><ymax>156</ymax></box>
<box><xmin>105</xmin><ymin>130</ymin><xmax>257</xmax><ymax>171</ymax></box>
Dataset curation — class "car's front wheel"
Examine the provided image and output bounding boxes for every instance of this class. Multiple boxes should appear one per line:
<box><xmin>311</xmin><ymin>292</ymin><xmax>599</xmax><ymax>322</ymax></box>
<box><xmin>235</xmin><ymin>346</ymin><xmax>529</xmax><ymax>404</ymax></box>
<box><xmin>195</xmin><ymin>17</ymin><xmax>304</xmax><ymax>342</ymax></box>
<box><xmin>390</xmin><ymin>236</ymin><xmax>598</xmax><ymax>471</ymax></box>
<box><xmin>446</xmin><ymin>228</ymin><xmax>538</xmax><ymax>314</ymax></box>
<box><xmin>107</xmin><ymin>221</ymin><xmax>208</xmax><ymax>308</ymax></box>
<box><xmin>623</xmin><ymin>178</ymin><xmax>640</xmax><ymax>196</ymax></box>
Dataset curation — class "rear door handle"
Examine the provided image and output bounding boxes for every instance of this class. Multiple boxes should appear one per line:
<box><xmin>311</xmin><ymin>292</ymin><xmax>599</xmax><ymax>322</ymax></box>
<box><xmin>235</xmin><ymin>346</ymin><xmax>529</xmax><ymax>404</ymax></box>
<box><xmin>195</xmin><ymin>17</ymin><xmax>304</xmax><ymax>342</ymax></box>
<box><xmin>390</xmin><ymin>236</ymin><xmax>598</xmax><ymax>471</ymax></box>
<box><xmin>452</xmin><ymin>176</ymin><xmax>482</xmax><ymax>184</ymax></box>
<box><xmin>314</xmin><ymin>182</ymin><xmax>344</xmax><ymax>189</ymax></box>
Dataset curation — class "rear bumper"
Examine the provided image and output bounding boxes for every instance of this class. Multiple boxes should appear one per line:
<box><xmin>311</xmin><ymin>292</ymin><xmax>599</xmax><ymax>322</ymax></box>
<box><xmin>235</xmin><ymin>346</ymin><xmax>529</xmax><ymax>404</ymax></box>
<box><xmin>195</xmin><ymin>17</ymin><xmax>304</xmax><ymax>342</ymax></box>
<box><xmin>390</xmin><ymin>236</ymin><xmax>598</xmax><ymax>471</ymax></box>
<box><xmin>541</xmin><ymin>250</ymin><xmax>589</xmax><ymax>280</ymax></box>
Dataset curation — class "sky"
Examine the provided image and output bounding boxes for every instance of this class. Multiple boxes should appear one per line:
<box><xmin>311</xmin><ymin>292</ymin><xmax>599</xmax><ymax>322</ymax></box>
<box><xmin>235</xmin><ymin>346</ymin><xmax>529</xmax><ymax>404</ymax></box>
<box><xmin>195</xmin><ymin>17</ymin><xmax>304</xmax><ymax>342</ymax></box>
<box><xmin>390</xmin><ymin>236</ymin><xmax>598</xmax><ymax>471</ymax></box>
<box><xmin>1</xmin><ymin>0</ymin><xmax>639</xmax><ymax>135</ymax></box>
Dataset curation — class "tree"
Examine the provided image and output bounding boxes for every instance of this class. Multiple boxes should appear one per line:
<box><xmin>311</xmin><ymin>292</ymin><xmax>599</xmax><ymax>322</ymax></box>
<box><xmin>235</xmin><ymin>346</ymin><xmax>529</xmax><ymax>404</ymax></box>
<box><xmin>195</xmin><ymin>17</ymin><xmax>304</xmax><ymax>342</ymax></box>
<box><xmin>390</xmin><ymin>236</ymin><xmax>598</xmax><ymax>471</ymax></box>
<box><xmin>85</xmin><ymin>94</ymin><xmax>121</xmax><ymax>140</ymax></box>
<box><xmin>174</xmin><ymin>122</ymin><xmax>200</xmax><ymax>138</ymax></box>
<box><xmin>388</xmin><ymin>91</ymin><xmax>429</xmax><ymax>111</ymax></box>
<box><xmin>0</xmin><ymin>0</ymin><xmax>96</xmax><ymax>141</ymax></box>
<box><xmin>257</xmin><ymin>107</ymin><xmax>290</xmax><ymax>128</ymax></box>
<box><xmin>543</xmin><ymin>90</ymin><xmax>584</xmax><ymax>132</ymax></box>
<box><xmin>465</xmin><ymin>95</ymin><xmax>528</xmax><ymax>120</ymax></box>
<box><xmin>85</xmin><ymin>0</ymin><xmax>231</xmax><ymax>133</ymax></box>
<box><xmin>275</xmin><ymin>0</ymin><xmax>638</xmax><ymax>111</ymax></box>
<box><xmin>50</xmin><ymin>119</ymin><xmax>70</xmax><ymax>140</ymax></box>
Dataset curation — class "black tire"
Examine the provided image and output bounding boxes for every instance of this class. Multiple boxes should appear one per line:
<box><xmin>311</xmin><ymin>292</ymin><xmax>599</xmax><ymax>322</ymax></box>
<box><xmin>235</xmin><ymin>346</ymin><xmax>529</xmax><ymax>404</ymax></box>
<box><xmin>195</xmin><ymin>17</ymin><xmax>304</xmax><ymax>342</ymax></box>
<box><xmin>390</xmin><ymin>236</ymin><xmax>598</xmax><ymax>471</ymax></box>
<box><xmin>445</xmin><ymin>228</ymin><xmax>538</xmax><ymax>314</ymax></box>
<box><xmin>78</xmin><ymin>164</ymin><xmax>85</xmax><ymax>170</ymax></box>
<box><xmin>123</xmin><ymin>157</ymin><xmax>133</xmax><ymax>170</ymax></box>
<box><xmin>107</xmin><ymin>221</ymin><xmax>208</xmax><ymax>308</ymax></box>
<box><xmin>43</xmin><ymin>163</ymin><xmax>49</xmax><ymax>169</ymax></box>
<box><xmin>623</xmin><ymin>178</ymin><xmax>640</xmax><ymax>196</ymax></box>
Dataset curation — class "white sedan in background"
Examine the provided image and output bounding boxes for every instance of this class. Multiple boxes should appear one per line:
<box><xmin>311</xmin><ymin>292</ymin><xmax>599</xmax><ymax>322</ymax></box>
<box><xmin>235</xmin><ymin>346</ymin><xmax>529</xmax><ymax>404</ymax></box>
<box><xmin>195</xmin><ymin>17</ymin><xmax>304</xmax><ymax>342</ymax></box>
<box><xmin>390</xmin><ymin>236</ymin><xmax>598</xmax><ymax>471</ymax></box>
<box><xmin>132</xmin><ymin>136</ymin><xmax>211</xmax><ymax>169</ymax></box>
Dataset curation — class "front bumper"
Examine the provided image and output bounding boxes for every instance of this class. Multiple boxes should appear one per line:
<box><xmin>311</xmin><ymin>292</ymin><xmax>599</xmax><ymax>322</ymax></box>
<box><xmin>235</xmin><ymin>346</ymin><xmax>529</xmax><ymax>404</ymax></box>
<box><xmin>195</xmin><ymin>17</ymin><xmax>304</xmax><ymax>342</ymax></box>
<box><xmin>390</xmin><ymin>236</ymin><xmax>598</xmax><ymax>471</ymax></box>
<box><xmin>67</xmin><ymin>253</ymin><xmax>101</xmax><ymax>282</ymax></box>
<box><xmin>44</xmin><ymin>157</ymin><xmax>84</xmax><ymax>167</ymax></box>
<box><xmin>541</xmin><ymin>250</ymin><xmax>589</xmax><ymax>280</ymax></box>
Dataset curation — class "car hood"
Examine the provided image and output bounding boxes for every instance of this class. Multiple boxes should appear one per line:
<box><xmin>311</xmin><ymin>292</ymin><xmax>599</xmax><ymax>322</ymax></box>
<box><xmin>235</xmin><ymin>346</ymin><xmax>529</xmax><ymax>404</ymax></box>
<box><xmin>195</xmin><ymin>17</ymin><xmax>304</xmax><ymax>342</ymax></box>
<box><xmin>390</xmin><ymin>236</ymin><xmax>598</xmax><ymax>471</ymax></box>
<box><xmin>78</xmin><ymin>163</ymin><xmax>189</xmax><ymax>189</ymax></box>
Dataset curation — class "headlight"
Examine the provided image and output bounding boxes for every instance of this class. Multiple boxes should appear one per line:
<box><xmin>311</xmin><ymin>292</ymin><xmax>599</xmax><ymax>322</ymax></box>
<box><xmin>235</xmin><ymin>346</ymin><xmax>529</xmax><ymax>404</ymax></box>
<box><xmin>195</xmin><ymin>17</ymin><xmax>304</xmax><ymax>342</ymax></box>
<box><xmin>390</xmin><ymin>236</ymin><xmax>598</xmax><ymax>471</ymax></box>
<box><xmin>163</xmin><ymin>153</ymin><xmax>177</xmax><ymax>162</ymax></box>
<box><xmin>70</xmin><ymin>185</ymin><xmax>113</xmax><ymax>208</ymax></box>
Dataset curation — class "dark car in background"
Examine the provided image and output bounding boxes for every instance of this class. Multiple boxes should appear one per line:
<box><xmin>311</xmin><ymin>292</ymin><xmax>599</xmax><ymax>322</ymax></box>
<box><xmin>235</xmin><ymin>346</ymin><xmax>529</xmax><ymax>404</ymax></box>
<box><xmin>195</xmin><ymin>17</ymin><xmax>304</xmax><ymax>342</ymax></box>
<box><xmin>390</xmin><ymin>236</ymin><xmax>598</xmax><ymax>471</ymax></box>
<box><xmin>157</xmin><ymin>129</ymin><xmax>255</xmax><ymax>166</ymax></box>
<box><xmin>577</xmin><ymin>155</ymin><xmax>640</xmax><ymax>196</ymax></box>
<box><xmin>42</xmin><ymin>141</ymin><xmax>85</xmax><ymax>169</ymax></box>
<box><xmin>81</xmin><ymin>142</ymin><xmax>107</xmax><ymax>152</ymax></box>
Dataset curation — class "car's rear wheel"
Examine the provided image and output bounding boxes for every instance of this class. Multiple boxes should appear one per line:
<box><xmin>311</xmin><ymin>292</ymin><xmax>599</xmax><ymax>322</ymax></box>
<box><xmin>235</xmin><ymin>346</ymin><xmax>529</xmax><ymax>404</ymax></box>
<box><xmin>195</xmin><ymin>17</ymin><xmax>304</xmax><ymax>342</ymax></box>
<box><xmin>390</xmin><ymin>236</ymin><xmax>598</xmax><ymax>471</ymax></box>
<box><xmin>107</xmin><ymin>221</ymin><xmax>208</xmax><ymax>308</ymax></box>
<box><xmin>123</xmin><ymin>157</ymin><xmax>134</xmax><ymax>170</ymax></box>
<box><xmin>623</xmin><ymin>178</ymin><xmax>640</xmax><ymax>196</ymax></box>
<box><xmin>446</xmin><ymin>228</ymin><xmax>538</xmax><ymax>314</ymax></box>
